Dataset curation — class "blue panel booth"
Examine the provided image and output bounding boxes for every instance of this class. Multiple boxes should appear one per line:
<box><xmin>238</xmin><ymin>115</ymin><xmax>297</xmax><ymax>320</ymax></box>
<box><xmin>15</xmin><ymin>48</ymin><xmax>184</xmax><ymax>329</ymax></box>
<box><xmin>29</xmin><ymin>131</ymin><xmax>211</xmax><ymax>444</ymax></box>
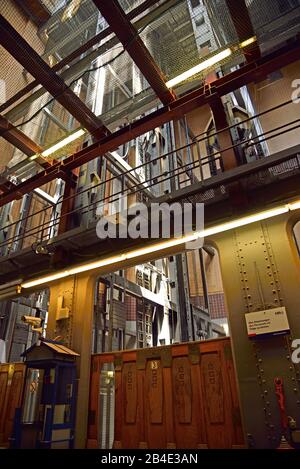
<box><xmin>11</xmin><ymin>338</ymin><xmax>79</xmax><ymax>449</ymax></box>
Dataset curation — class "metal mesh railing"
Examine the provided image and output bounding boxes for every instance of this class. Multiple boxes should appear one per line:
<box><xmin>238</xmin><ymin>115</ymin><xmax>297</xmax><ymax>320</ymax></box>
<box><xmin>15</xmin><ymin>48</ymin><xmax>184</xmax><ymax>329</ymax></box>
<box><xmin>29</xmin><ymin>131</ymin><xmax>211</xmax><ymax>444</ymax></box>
<box><xmin>1</xmin><ymin>97</ymin><xmax>300</xmax><ymax>257</ymax></box>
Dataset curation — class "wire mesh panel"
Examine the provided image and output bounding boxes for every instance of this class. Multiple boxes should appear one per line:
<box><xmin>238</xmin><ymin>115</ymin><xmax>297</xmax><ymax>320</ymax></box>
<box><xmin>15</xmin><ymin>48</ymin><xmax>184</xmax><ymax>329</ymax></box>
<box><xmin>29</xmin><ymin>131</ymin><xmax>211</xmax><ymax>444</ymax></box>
<box><xmin>139</xmin><ymin>0</ymin><xmax>240</xmax><ymax>84</ymax></box>
<box><xmin>246</xmin><ymin>0</ymin><xmax>300</xmax><ymax>49</ymax></box>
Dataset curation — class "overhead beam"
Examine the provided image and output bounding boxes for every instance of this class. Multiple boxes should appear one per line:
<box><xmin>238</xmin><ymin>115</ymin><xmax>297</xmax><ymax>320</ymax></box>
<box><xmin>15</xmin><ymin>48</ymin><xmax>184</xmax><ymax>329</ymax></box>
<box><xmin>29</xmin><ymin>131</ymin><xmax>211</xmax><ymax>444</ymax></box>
<box><xmin>0</xmin><ymin>38</ymin><xmax>299</xmax><ymax>207</ymax></box>
<box><xmin>0</xmin><ymin>115</ymin><xmax>75</xmax><ymax>194</ymax></box>
<box><xmin>0</xmin><ymin>113</ymin><xmax>56</xmax><ymax>188</ymax></box>
<box><xmin>93</xmin><ymin>0</ymin><xmax>176</xmax><ymax>105</ymax></box>
<box><xmin>0</xmin><ymin>113</ymin><xmax>69</xmax><ymax>170</ymax></box>
<box><xmin>0</xmin><ymin>14</ymin><xmax>108</xmax><ymax>138</ymax></box>
<box><xmin>0</xmin><ymin>0</ymin><xmax>179</xmax><ymax>115</ymax></box>
<box><xmin>225</xmin><ymin>0</ymin><xmax>260</xmax><ymax>61</ymax></box>
<box><xmin>0</xmin><ymin>114</ymin><xmax>42</xmax><ymax>156</ymax></box>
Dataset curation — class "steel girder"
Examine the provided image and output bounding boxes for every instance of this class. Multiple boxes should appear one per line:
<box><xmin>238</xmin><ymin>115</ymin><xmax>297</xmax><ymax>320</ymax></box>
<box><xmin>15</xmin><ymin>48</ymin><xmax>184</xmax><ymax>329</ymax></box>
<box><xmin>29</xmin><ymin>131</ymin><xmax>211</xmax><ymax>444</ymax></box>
<box><xmin>93</xmin><ymin>0</ymin><xmax>176</xmax><ymax>105</ymax></box>
<box><xmin>0</xmin><ymin>14</ymin><xmax>108</xmax><ymax>138</ymax></box>
<box><xmin>0</xmin><ymin>38</ymin><xmax>300</xmax><ymax>207</ymax></box>
<box><xmin>225</xmin><ymin>0</ymin><xmax>260</xmax><ymax>61</ymax></box>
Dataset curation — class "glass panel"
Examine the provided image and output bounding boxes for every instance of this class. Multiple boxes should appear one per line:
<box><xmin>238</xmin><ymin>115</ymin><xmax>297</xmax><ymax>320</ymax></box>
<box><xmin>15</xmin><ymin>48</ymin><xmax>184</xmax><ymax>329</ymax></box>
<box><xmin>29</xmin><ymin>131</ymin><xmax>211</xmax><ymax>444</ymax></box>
<box><xmin>22</xmin><ymin>369</ymin><xmax>44</xmax><ymax>423</ymax></box>
<box><xmin>98</xmin><ymin>363</ymin><xmax>115</xmax><ymax>449</ymax></box>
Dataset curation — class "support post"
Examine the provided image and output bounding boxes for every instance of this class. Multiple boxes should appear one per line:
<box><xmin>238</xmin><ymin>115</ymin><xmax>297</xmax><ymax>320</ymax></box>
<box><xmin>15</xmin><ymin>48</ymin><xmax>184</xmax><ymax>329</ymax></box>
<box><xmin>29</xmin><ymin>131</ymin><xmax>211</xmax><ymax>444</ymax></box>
<box><xmin>47</xmin><ymin>273</ymin><xmax>96</xmax><ymax>448</ymax></box>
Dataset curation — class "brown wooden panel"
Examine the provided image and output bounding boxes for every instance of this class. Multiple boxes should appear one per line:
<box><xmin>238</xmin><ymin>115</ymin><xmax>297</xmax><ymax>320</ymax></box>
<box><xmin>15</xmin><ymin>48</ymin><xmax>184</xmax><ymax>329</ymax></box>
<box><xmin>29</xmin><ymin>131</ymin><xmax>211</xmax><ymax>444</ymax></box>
<box><xmin>0</xmin><ymin>371</ymin><xmax>8</xmax><ymax>434</ymax></box>
<box><xmin>145</xmin><ymin>359</ymin><xmax>166</xmax><ymax>448</ymax></box>
<box><xmin>4</xmin><ymin>370</ymin><xmax>24</xmax><ymax>442</ymax></box>
<box><xmin>201</xmin><ymin>350</ymin><xmax>227</xmax><ymax>448</ymax></box>
<box><xmin>172</xmin><ymin>356</ymin><xmax>198</xmax><ymax>449</ymax></box>
<box><xmin>88</xmin><ymin>338</ymin><xmax>244</xmax><ymax>449</ymax></box>
<box><xmin>0</xmin><ymin>363</ymin><xmax>25</xmax><ymax>446</ymax></box>
<box><xmin>221</xmin><ymin>341</ymin><xmax>245</xmax><ymax>447</ymax></box>
<box><xmin>137</xmin><ymin>368</ymin><xmax>146</xmax><ymax>448</ymax></box>
<box><xmin>113</xmin><ymin>366</ymin><xmax>123</xmax><ymax>448</ymax></box>
<box><xmin>172</xmin><ymin>357</ymin><xmax>192</xmax><ymax>424</ymax></box>
<box><xmin>146</xmin><ymin>359</ymin><xmax>163</xmax><ymax>424</ymax></box>
<box><xmin>201</xmin><ymin>352</ymin><xmax>224</xmax><ymax>424</ymax></box>
<box><xmin>118</xmin><ymin>360</ymin><xmax>140</xmax><ymax>449</ymax></box>
<box><xmin>162</xmin><ymin>367</ymin><xmax>176</xmax><ymax>448</ymax></box>
<box><xmin>123</xmin><ymin>363</ymin><xmax>137</xmax><ymax>424</ymax></box>
<box><xmin>190</xmin><ymin>361</ymin><xmax>208</xmax><ymax>449</ymax></box>
<box><xmin>87</xmin><ymin>357</ymin><xmax>100</xmax><ymax>443</ymax></box>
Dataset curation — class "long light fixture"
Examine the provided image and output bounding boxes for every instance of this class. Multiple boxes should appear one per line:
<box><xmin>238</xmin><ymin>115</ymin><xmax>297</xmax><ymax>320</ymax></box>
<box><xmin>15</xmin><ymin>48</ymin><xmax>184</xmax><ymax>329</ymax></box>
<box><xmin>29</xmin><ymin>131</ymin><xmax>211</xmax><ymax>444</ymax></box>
<box><xmin>21</xmin><ymin>234</ymin><xmax>199</xmax><ymax>289</ymax></box>
<box><xmin>204</xmin><ymin>206</ymin><xmax>289</xmax><ymax>237</ymax></box>
<box><xmin>30</xmin><ymin>128</ymin><xmax>85</xmax><ymax>160</ymax></box>
<box><xmin>20</xmin><ymin>200</ymin><xmax>300</xmax><ymax>290</ymax></box>
<box><xmin>166</xmin><ymin>48</ymin><xmax>232</xmax><ymax>89</ymax></box>
<box><xmin>289</xmin><ymin>200</ymin><xmax>300</xmax><ymax>211</ymax></box>
<box><xmin>166</xmin><ymin>36</ymin><xmax>257</xmax><ymax>89</ymax></box>
<box><xmin>27</xmin><ymin>37</ymin><xmax>258</xmax><ymax>163</ymax></box>
<box><xmin>239</xmin><ymin>36</ymin><xmax>257</xmax><ymax>49</ymax></box>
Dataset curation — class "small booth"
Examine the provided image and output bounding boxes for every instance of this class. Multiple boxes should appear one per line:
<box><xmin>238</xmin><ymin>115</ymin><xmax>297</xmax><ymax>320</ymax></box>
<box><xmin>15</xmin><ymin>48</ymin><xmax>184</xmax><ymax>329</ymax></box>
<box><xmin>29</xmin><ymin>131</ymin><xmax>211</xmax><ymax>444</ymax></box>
<box><xmin>11</xmin><ymin>338</ymin><xmax>79</xmax><ymax>449</ymax></box>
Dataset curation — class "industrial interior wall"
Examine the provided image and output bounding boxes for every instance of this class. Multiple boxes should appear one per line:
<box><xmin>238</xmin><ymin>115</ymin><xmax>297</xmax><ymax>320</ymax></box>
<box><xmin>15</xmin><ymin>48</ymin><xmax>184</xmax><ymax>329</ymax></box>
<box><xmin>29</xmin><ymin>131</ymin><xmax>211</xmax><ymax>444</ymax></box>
<box><xmin>211</xmin><ymin>213</ymin><xmax>300</xmax><ymax>448</ymax></box>
<box><xmin>0</xmin><ymin>1</ymin><xmax>46</xmax><ymax>170</ymax></box>
<box><xmin>0</xmin><ymin>362</ymin><xmax>26</xmax><ymax>447</ymax></box>
<box><xmin>87</xmin><ymin>337</ymin><xmax>245</xmax><ymax>449</ymax></box>
<box><xmin>248</xmin><ymin>60</ymin><xmax>300</xmax><ymax>154</ymax></box>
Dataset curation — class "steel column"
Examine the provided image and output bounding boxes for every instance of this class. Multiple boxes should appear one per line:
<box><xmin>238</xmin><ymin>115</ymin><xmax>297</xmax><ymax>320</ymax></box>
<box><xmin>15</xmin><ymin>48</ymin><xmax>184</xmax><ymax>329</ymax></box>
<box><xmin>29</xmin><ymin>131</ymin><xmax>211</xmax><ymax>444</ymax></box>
<box><xmin>213</xmin><ymin>212</ymin><xmax>300</xmax><ymax>447</ymax></box>
<box><xmin>210</xmin><ymin>97</ymin><xmax>238</xmax><ymax>170</ymax></box>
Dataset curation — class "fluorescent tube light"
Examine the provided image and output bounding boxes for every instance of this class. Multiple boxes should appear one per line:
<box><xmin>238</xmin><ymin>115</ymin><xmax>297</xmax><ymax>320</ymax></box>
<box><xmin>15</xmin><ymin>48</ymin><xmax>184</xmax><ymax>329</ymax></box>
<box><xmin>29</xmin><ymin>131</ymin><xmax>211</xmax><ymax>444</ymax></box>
<box><xmin>204</xmin><ymin>206</ymin><xmax>289</xmax><ymax>237</ymax></box>
<box><xmin>126</xmin><ymin>233</ymin><xmax>200</xmax><ymax>260</ymax></box>
<box><xmin>288</xmin><ymin>200</ymin><xmax>300</xmax><ymax>211</ymax></box>
<box><xmin>240</xmin><ymin>36</ymin><xmax>257</xmax><ymax>48</ymax></box>
<box><xmin>42</xmin><ymin>128</ymin><xmax>85</xmax><ymax>157</ymax></box>
<box><xmin>29</xmin><ymin>154</ymin><xmax>38</xmax><ymax>161</ymax></box>
<box><xmin>21</xmin><ymin>254</ymin><xmax>127</xmax><ymax>289</ymax></box>
<box><xmin>166</xmin><ymin>48</ymin><xmax>232</xmax><ymax>88</ymax></box>
<box><xmin>20</xmin><ymin>201</ymin><xmax>300</xmax><ymax>290</ymax></box>
<box><xmin>29</xmin><ymin>129</ymin><xmax>86</xmax><ymax>161</ymax></box>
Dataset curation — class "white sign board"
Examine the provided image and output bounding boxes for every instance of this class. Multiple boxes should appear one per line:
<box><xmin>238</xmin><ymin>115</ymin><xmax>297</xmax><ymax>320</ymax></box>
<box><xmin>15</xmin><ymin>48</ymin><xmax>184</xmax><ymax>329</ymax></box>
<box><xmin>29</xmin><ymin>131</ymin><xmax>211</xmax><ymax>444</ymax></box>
<box><xmin>245</xmin><ymin>307</ymin><xmax>290</xmax><ymax>338</ymax></box>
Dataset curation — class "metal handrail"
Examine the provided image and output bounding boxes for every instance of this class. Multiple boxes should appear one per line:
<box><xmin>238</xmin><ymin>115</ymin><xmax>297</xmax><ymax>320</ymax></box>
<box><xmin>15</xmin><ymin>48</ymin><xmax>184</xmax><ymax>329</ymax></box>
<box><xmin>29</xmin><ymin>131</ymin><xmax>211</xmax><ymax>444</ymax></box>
<box><xmin>1</xmin><ymin>98</ymin><xmax>299</xmax><ymax>254</ymax></box>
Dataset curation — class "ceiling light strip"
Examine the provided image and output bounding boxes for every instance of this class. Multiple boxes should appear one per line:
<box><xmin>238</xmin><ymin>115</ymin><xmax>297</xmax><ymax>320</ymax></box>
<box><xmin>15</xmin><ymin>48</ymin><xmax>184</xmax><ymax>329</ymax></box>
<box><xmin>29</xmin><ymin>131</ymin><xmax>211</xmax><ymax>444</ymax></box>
<box><xmin>166</xmin><ymin>36</ymin><xmax>258</xmax><ymax>89</ymax></box>
<box><xmin>20</xmin><ymin>201</ymin><xmax>300</xmax><ymax>290</ymax></box>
